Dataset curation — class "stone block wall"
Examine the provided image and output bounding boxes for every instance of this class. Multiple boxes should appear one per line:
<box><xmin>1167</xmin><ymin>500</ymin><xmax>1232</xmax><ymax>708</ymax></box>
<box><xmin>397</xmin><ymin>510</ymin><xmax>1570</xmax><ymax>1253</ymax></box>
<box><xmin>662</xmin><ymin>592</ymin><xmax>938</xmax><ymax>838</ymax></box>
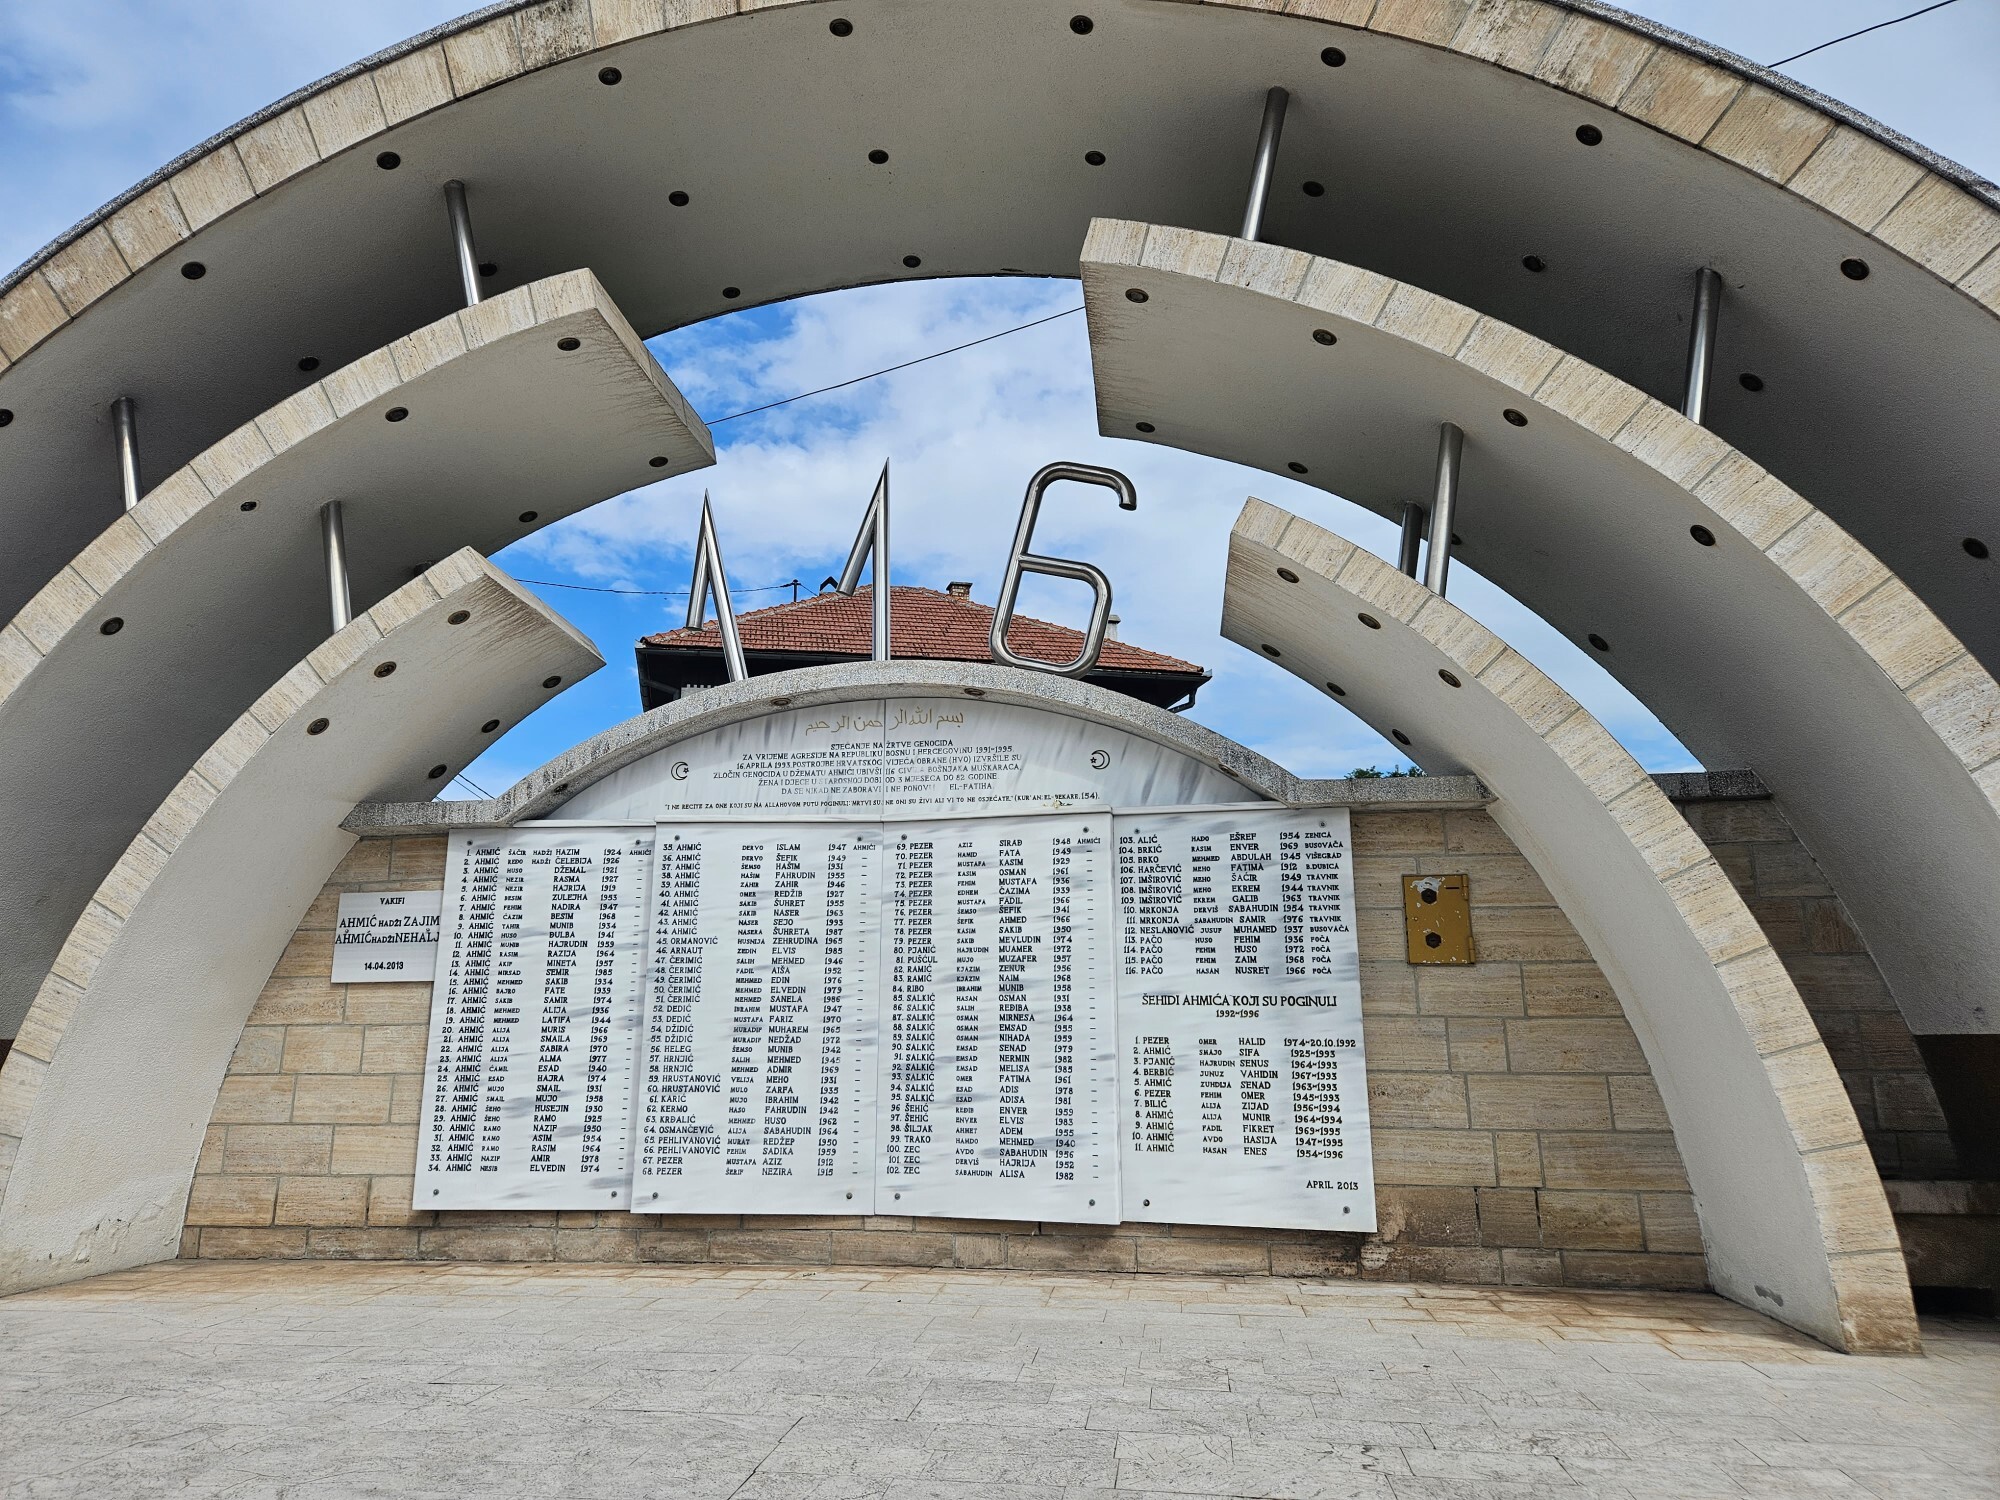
<box><xmin>180</xmin><ymin>809</ymin><xmax>1713</xmax><ymax>1290</ymax></box>
<box><xmin>1672</xmin><ymin>794</ymin><xmax>1957</xmax><ymax>1180</ymax></box>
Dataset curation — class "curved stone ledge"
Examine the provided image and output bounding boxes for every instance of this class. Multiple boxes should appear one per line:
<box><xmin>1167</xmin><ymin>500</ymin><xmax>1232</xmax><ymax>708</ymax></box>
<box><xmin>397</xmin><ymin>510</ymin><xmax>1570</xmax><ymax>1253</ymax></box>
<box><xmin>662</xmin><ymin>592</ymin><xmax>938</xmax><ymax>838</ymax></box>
<box><xmin>1083</xmin><ymin>220</ymin><xmax>2000</xmax><ymax>1045</ymax></box>
<box><xmin>0</xmin><ymin>550</ymin><xmax>602</xmax><ymax>1295</ymax></box>
<box><xmin>1</xmin><ymin>2</ymin><xmax>1996</xmax><ymax>664</ymax></box>
<box><xmin>3</xmin><ymin>1</ymin><xmax>1993</xmax><ymax>328</ymax></box>
<box><xmin>344</xmin><ymin>659</ymin><xmax>1493</xmax><ymax>833</ymax></box>
<box><xmin>0</xmin><ymin>266</ymin><xmax>708</xmax><ymax>1038</ymax></box>
<box><xmin>1223</xmin><ymin>498</ymin><xmax>1917</xmax><ymax>1355</ymax></box>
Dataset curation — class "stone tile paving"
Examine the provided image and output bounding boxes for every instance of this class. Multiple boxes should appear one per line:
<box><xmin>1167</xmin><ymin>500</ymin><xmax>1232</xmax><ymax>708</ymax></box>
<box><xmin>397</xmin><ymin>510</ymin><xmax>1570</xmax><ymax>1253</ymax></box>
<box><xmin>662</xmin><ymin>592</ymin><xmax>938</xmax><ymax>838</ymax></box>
<box><xmin>1</xmin><ymin>1262</ymin><xmax>1994</xmax><ymax>1499</ymax></box>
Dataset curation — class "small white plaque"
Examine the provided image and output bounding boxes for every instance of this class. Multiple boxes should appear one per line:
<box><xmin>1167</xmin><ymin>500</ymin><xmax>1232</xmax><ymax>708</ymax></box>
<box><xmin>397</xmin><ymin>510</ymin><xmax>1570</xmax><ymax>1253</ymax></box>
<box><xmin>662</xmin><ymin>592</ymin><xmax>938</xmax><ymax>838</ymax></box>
<box><xmin>331</xmin><ymin>890</ymin><xmax>443</xmax><ymax>983</ymax></box>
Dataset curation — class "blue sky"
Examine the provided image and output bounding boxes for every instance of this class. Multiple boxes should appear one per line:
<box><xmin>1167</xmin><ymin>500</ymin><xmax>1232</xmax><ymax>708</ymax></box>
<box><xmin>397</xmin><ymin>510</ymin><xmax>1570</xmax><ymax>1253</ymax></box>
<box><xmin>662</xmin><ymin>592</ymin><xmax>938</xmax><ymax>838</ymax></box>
<box><xmin>3</xmin><ymin>1</ymin><xmax>1995</xmax><ymax>794</ymax></box>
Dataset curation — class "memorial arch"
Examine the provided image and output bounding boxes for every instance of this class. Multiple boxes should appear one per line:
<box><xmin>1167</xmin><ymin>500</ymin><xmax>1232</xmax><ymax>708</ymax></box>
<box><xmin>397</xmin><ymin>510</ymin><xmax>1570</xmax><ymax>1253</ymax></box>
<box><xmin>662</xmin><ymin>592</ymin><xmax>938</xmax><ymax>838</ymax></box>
<box><xmin>2</xmin><ymin>0</ymin><xmax>1995</xmax><ymax>1354</ymax></box>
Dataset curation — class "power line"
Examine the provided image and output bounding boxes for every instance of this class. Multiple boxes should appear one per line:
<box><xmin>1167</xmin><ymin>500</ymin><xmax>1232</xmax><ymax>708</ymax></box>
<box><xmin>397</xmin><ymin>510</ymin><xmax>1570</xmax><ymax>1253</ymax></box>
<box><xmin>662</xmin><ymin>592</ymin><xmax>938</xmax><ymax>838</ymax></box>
<box><xmin>517</xmin><ymin>577</ymin><xmax>800</xmax><ymax>598</ymax></box>
<box><xmin>707</xmin><ymin>305</ymin><xmax>1084</xmax><ymax>425</ymax></box>
<box><xmin>1769</xmin><ymin>0</ymin><xmax>1965</xmax><ymax>67</ymax></box>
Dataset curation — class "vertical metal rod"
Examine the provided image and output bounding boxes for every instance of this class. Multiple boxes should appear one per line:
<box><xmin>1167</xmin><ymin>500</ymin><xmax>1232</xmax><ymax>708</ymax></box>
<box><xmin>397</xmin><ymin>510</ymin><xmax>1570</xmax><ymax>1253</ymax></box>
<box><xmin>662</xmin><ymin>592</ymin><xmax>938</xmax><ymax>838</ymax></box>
<box><xmin>444</xmin><ymin>180</ymin><xmax>482</xmax><ymax>307</ymax></box>
<box><xmin>688</xmin><ymin>493</ymin><xmax>749</xmax><ymax>682</ymax></box>
<box><xmin>320</xmin><ymin>501</ymin><xmax>353</xmax><ymax>633</ymax></box>
<box><xmin>1397</xmin><ymin>502</ymin><xmax>1428</xmax><ymax>579</ymax></box>
<box><xmin>836</xmin><ymin>461</ymin><xmax>892</xmax><ymax>662</ymax></box>
<box><xmin>1424</xmin><ymin>424</ymin><xmax>1464</xmax><ymax>599</ymax></box>
<box><xmin>1682</xmin><ymin>267</ymin><xmax>1722</xmax><ymax>425</ymax></box>
<box><xmin>1239</xmin><ymin>87</ymin><xmax>1291</xmax><ymax>243</ymax></box>
<box><xmin>112</xmin><ymin>397</ymin><xmax>141</xmax><ymax>511</ymax></box>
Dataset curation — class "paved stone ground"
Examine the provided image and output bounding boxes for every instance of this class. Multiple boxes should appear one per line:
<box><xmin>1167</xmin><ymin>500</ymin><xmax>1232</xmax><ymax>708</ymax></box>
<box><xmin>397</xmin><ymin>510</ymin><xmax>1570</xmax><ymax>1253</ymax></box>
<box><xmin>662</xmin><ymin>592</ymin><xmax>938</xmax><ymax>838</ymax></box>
<box><xmin>2</xmin><ymin>1263</ymin><xmax>1994</xmax><ymax>1499</ymax></box>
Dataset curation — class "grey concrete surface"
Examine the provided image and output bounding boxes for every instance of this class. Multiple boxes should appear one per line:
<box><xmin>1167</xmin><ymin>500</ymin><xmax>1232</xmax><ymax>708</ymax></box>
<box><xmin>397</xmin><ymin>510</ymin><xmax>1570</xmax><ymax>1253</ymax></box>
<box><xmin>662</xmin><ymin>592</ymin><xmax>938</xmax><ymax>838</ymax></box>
<box><xmin>2</xmin><ymin>1261</ymin><xmax>1994</xmax><ymax>1499</ymax></box>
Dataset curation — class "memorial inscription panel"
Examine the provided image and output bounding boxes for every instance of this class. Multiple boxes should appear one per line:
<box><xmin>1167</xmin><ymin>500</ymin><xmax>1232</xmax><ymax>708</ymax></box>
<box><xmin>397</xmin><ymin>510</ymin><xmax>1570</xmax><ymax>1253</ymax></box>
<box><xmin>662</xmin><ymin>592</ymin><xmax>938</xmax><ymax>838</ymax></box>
<box><xmin>1116</xmin><ymin>808</ymin><xmax>1374</xmax><ymax>1231</ymax></box>
<box><xmin>877</xmin><ymin>815</ymin><xmax>1119</xmax><ymax>1224</ymax></box>
<box><xmin>415</xmin><ymin>827</ymin><xmax>653</xmax><ymax>1209</ymax></box>
<box><xmin>412</xmin><ymin>704</ymin><xmax>1371</xmax><ymax>1228</ymax></box>
<box><xmin>632</xmin><ymin>823</ymin><xmax>882</xmax><ymax>1214</ymax></box>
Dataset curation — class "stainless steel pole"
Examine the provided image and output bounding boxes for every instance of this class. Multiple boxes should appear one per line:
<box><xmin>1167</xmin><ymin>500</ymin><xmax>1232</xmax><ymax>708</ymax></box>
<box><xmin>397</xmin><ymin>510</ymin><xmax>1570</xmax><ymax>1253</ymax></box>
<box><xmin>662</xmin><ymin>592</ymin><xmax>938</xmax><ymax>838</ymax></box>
<box><xmin>321</xmin><ymin>501</ymin><xmax>353</xmax><ymax>633</ymax></box>
<box><xmin>1398</xmin><ymin>502</ymin><xmax>1427</xmax><ymax>579</ymax></box>
<box><xmin>1682</xmin><ymin>267</ymin><xmax>1722</xmax><ymax>425</ymax></box>
<box><xmin>1239</xmin><ymin>87</ymin><xmax>1290</xmax><ymax>243</ymax></box>
<box><xmin>1424</xmin><ymin>424</ymin><xmax>1464</xmax><ymax>598</ymax></box>
<box><xmin>444</xmin><ymin>180</ymin><xmax>482</xmax><ymax>307</ymax></box>
<box><xmin>112</xmin><ymin>397</ymin><xmax>141</xmax><ymax>511</ymax></box>
<box><xmin>836</xmin><ymin>461</ymin><xmax>892</xmax><ymax>662</ymax></box>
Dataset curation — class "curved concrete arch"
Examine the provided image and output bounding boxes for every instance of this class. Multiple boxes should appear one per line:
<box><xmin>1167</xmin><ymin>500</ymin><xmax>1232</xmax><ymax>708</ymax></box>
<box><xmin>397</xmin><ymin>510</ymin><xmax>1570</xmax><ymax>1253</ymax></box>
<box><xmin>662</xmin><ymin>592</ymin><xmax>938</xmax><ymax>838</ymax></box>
<box><xmin>0</xmin><ymin>268</ymin><xmax>709</xmax><ymax>1040</ymax></box>
<box><xmin>343</xmin><ymin>659</ymin><xmax>1488</xmax><ymax>833</ymax></box>
<box><xmin>1083</xmin><ymin>221</ymin><xmax>2000</xmax><ymax>1051</ymax></box>
<box><xmin>1223</xmin><ymin>498</ymin><xmax>1917</xmax><ymax>1355</ymax></box>
<box><xmin>0</xmin><ymin>2</ymin><xmax>1996</xmax><ymax>669</ymax></box>
<box><xmin>0</xmin><ymin>550</ymin><xmax>602</xmax><ymax>1295</ymax></box>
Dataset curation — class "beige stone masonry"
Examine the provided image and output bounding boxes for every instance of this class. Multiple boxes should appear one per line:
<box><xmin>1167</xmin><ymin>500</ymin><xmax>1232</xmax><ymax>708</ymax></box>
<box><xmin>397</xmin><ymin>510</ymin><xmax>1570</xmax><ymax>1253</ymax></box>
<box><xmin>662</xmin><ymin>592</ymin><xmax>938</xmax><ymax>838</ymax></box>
<box><xmin>3</xmin><ymin>0</ymin><xmax>1999</xmax><ymax>368</ymax></box>
<box><xmin>1219</xmin><ymin>499</ymin><xmax>1916</xmax><ymax>1353</ymax></box>
<box><xmin>182</xmin><ymin>810</ymin><xmax>1709</xmax><ymax>1297</ymax></box>
<box><xmin>0</xmin><ymin>552</ymin><xmax>602</xmax><ymax>1293</ymax></box>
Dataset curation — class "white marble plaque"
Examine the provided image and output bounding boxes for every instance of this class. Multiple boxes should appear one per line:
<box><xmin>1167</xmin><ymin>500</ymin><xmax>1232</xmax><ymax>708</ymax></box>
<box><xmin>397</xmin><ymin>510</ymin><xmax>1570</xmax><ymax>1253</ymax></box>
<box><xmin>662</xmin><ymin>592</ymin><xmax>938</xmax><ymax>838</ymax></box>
<box><xmin>330</xmin><ymin>889</ymin><xmax>441</xmax><ymax>983</ymax></box>
<box><xmin>554</xmin><ymin>698</ymin><xmax>1247</xmax><ymax>821</ymax></box>
<box><xmin>633</xmin><ymin>823</ymin><xmax>881</xmax><ymax>1214</ymax></box>
<box><xmin>1114</xmin><ymin>808</ymin><xmax>1374</xmax><ymax>1231</ymax></box>
<box><xmin>415</xmin><ymin>828</ymin><xmax>654</xmax><ymax>1209</ymax></box>
<box><xmin>877</xmin><ymin>814</ymin><xmax>1120</xmax><ymax>1223</ymax></box>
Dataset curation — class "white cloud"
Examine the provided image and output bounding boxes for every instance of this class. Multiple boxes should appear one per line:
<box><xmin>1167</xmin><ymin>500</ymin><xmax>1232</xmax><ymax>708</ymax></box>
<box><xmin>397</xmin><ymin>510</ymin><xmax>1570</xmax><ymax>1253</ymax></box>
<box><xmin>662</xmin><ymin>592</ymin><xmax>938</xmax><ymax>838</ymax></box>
<box><xmin>477</xmin><ymin>275</ymin><xmax>1699</xmax><ymax>792</ymax></box>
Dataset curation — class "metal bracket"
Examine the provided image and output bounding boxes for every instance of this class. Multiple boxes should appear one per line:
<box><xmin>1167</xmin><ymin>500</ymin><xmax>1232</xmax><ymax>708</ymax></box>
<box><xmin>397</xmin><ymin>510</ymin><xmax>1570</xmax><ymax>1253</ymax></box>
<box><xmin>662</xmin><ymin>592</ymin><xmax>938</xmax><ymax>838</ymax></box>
<box><xmin>989</xmin><ymin>462</ymin><xmax>1137</xmax><ymax>678</ymax></box>
<box><xmin>1404</xmin><ymin>873</ymin><xmax>1474</xmax><ymax>965</ymax></box>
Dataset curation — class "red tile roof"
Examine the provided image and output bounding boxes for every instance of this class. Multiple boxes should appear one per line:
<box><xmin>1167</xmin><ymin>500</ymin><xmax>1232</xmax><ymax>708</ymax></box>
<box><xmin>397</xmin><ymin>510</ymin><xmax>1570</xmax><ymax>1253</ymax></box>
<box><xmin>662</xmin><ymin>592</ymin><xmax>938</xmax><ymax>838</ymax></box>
<box><xmin>643</xmin><ymin>585</ymin><xmax>1206</xmax><ymax>677</ymax></box>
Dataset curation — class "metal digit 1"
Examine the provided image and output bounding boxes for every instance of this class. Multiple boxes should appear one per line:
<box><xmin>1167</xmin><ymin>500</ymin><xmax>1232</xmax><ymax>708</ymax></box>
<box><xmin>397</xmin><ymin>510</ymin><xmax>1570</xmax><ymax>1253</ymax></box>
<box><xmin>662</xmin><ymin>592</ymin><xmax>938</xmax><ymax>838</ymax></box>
<box><xmin>988</xmin><ymin>462</ymin><xmax>1138</xmax><ymax>678</ymax></box>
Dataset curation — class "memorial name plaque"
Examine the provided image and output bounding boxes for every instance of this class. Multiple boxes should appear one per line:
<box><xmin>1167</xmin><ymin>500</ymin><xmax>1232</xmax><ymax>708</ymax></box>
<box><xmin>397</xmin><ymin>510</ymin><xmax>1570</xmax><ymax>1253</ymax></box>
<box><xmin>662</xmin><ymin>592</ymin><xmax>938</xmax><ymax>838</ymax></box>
<box><xmin>415</xmin><ymin>827</ymin><xmax>654</xmax><ymax>1209</ymax></box>
<box><xmin>633</xmin><ymin>823</ymin><xmax>882</xmax><ymax>1214</ymax></box>
<box><xmin>878</xmin><ymin>815</ymin><xmax>1120</xmax><ymax>1224</ymax></box>
<box><xmin>414</xmin><ymin>703</ymin><xmax>1377</xmax><ymax>1227</ymax></box>
<box><xmin>555</xmin><ymin>698</ymin><xmax>1244</xmax><ymax>821</ymax></box>
<box><xmin>1115</xmin><ymin>807</ymin><xmax>1374</xmax><ymax>1231</ymax></box>
<box><xmin>330</xmin><ymin>889</ymin><xmax>441</xmax><ymax>983</ymax></box>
